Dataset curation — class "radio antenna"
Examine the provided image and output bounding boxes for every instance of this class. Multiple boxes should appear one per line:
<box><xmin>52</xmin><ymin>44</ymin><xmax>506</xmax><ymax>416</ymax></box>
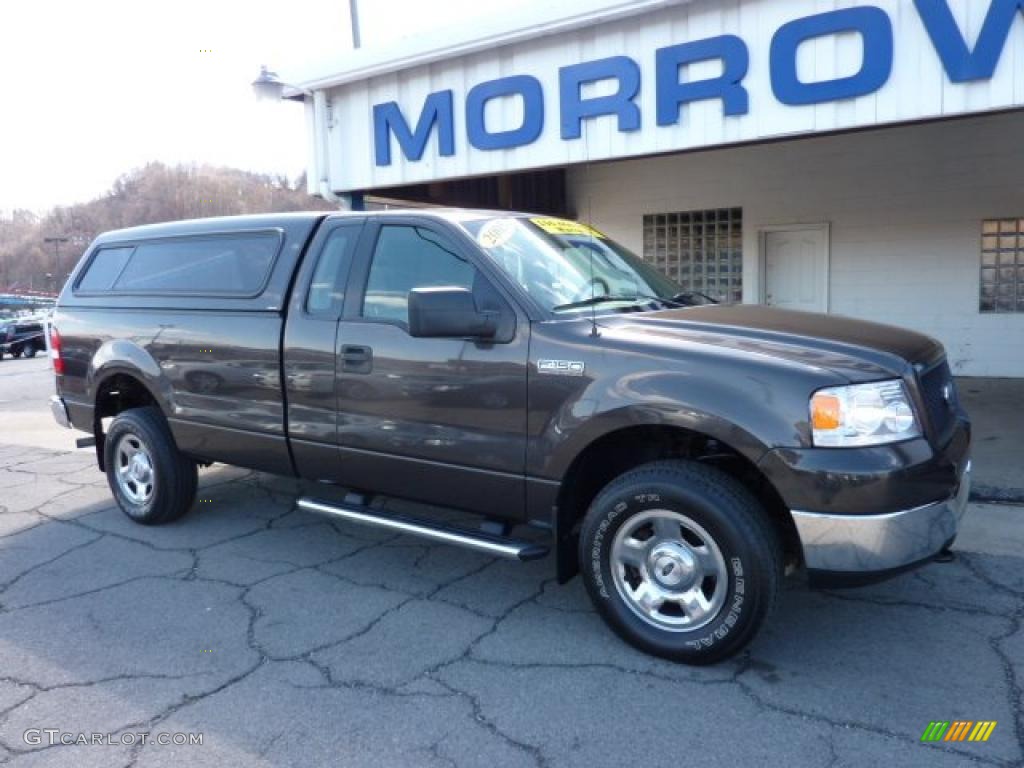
<box><xmin>583</xmin><ymin>130</ymin><xmax>599</xmax><ymax>338</ymax></box>
<box><xmin>587</xmin><ymin>192</ymin><xmax>599</xmax><ymax>336</ymax></box>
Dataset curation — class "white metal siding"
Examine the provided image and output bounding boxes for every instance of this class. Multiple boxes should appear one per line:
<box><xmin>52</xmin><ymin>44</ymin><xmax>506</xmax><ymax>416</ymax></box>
<box><xmin>567</xmin><ymin>110</ymin><xmax>1024</xmax><ymax>377</ymax></box>
<box><xmin>322</xmin><ymin>0</ymin><xmax>1024</xmax><ymax>192</ymax></box>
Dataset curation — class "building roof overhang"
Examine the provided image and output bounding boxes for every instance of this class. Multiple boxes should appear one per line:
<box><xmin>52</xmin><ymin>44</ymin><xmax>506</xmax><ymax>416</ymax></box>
<box><xmin>287</xmin><ymin>0</ymin><xmax>693</xmax><ymax>95</ymax></box>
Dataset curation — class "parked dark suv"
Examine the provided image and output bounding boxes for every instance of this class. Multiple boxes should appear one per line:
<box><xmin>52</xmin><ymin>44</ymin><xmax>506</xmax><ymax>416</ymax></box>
<box><xmin>0</xmin><ymin>318</ymin><xmax>47</xmax><ymax>360</ymax></box>
<box><xmin>49</xmin><ymin>210</ymin><xmax>971</xmax><ymax>663</ymax></box>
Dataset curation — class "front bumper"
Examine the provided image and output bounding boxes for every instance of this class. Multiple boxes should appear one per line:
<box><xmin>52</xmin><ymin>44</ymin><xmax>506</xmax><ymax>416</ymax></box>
<box><xmin>793</xmin><ymin>459</ymin><xmax>971</xmax><ymax>583</ymax></box>
<box><xmin>50</xmin><ymin>395</ymin><xmax>72</xmax><ymax>429</ymax></box>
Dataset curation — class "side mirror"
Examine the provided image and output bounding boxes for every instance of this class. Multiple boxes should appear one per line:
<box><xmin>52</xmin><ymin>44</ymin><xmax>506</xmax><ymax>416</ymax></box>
<box><xmin>408</xmin><ymin>286</ymin><xmax>497</xmax><ymax>339</ymax></box>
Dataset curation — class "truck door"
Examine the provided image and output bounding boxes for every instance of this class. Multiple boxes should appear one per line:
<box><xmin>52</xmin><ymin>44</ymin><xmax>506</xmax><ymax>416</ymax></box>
<box><xmin>283</xmin><ymin>218</ymin><xmax>364</xmax><ymax>479</ymax></box>
<box><xmin>334</xmin><ymin>217</ymin><xmax>529</xmax><ymax>520</ymax></box>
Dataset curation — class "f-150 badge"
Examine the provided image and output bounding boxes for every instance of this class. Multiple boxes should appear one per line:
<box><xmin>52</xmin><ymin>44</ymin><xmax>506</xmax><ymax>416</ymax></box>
<box><xmin>537</xmin><ymin>359</ymin><xmax>585</xmax><ymax>376</ymax></box>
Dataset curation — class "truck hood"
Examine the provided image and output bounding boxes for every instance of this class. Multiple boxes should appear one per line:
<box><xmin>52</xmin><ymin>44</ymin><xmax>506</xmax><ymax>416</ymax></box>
<box><xmin>605</xmin><ymin>304</ymin><xmax>943</xmax><ymax>382</ymax></box>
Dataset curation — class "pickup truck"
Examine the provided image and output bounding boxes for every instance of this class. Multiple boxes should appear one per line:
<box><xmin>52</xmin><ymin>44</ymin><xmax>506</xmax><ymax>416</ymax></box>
<box><xmin>49</xmin><ymin>210</ymin><xmax>971</xmax><ymax>664</ymax></box>
<box><xmin>0</xmin><ymin>318</ymin><xmax>47</xmax><ymax>360</ymax></box>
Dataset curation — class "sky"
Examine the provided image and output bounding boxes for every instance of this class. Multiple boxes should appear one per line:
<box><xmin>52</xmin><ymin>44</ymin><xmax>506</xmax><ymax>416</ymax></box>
<box><xmin>0</xmin><ymin>0</ymin><xmax>529</xmax><ymax>213</ymax></box>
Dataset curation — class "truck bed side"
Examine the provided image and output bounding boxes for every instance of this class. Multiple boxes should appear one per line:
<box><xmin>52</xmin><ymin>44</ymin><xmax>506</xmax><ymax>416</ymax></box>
<box><xmin>54</xmin><ymin>213</ymin><xmax>328</xmax><ymax>475</ymax></box>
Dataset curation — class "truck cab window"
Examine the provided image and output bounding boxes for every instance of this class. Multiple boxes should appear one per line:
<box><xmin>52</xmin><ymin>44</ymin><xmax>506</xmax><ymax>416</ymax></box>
<box><xmin>362</xmin><ymin>225</ymin><xmax>475</xmax><ymax>324</ymax></box>
<box><xmin>307</xmin><ymin>228</ymin><xmax>356</xmax><ymax>315</ymax></box>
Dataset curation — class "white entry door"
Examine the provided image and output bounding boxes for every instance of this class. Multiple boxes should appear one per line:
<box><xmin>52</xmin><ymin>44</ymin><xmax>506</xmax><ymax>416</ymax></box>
<box><xmin>762</xmin><ymin>226</ymin><xmax>829</xmax><ymax>313</ymax></box>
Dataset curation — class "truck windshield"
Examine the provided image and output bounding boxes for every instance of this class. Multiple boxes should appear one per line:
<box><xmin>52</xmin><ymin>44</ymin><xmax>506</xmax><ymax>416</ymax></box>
<box><xmin>460</xmin><ymin>216</ymin><xmax>686</xmax><ymax>314</ymax></box>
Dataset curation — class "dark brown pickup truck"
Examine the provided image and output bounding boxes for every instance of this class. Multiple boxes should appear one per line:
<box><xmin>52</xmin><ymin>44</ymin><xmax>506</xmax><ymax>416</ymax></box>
<box><xmin>49</xmin><ymin>210</ymin><xmax>971</xmax><ymax>663</ymax></box>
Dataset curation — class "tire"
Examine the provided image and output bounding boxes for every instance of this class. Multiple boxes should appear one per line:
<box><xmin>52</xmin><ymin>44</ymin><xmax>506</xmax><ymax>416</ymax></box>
<box><xmin>579</xmin><ymin>460</ymin><xmax>781</xmax><ymax>664</ymax></box>
<box><xmin>10</xmin><ymin>345</ymin><xmax>22</xmax><ymax>358</ymax></box>
<box><xmin>104</xmin><ymin>406</ymin><xmax>197</xmax><ymax>525</ymax></box>
<box><xmin>24</xmin><ymin>346</ymin><xmax>37</xmax><ymax>359</ymax></box>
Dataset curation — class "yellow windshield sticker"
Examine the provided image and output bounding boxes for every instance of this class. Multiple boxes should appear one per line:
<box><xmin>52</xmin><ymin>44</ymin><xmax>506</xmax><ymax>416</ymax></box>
<box><xmin>476</xmin><ymin>218</ymin><xmax>517</xmax><ymax>249</ymax></box>
<box><xmin>530</xmin><ymin>217</ymin><xmax>606</xmax><ymax>239</ymax></box>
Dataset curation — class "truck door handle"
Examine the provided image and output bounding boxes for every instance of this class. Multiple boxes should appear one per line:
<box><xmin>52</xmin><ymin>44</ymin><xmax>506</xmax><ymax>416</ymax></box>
<box><xmin>341</xmin><ymin>344</ymin><xmax>373</xmax><ymax>374</ymax></box>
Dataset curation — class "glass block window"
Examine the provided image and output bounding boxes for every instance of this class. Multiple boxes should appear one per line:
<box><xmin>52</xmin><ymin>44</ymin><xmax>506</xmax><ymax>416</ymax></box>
<box><xmin>642</xmin><ymin>208</ymin><xmax>742</xmax><ymax>303</ymax></box>
<box><xmin>980</xmin><ymin>218</ymin><xmax>1024</xmax><ymax>313</ymax></box>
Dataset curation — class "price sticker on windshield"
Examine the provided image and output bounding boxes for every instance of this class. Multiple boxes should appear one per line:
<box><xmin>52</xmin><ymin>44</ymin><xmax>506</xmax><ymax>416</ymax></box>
<box><xmin>531</xmin><ymin>217</ymin><xmax>606</xmax><ymax>239</ymax></box>
<box><xmin>476</xmin><ymin>218</ymin><xmax>517</xmax><ymax>249</ymax></box>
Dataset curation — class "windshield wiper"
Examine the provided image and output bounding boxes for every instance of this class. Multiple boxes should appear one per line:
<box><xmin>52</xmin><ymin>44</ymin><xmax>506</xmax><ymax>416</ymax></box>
<box><xmin>552</xmin><ymin>289</ymin><xmax>720</xmax><ymax>312</ymax></box>
<box><xmin>670</xmin><ymin>291</ymin><xmax>718</xmax><ymax>306</ymax></box>
<box><xmin>551</xmin><ymin>294</ymin><xmax>651</xmax><ymax>311</ymax></box>
<box><xmin>552</xmin><ymin>292</ymin><xmax>663</xmax><ymax>311</ymax></box>
<box><xmin>553</xmin><ymin>292</ymin><xmax>702</xmax><ymax>312</ymax></box>
<box><xmin>638</xmin><ymin>292</ymin><xmax>693</xmax><ymax>308</ymax></box>
<box><xmin>613</xmin><ymin>292</ymin><xmax>700</xmax><ymax>309</ymax></box>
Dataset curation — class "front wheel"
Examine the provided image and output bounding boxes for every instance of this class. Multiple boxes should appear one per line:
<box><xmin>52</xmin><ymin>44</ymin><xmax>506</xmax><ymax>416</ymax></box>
<box><xmin>579</xmin><ymin>460</ymin><xmax>781</xmax><ymax>664</ymax></box>
<box><xmin>104</xmin><ymin>406</ymin><xmax>197</xmax><ymax>525</ymax></box>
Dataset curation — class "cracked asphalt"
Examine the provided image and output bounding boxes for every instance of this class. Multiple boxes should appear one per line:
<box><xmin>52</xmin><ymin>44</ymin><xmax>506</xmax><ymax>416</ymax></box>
<box><xmin>0</xmin><ymin>358</ymin><xmax>1022</xmax><ymax>767</ymax></box>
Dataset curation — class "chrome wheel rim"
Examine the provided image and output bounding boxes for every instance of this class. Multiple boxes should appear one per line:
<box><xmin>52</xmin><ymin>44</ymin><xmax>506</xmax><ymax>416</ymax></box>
<box><xmin>114</xmin><ymin>433</ymin><xmax>155</xmax><ymax>506</ymax></box>
<box><xmin>610</xmin><ymin>509</ymin><xmax>728</xmax><ymax>632</ymax></box>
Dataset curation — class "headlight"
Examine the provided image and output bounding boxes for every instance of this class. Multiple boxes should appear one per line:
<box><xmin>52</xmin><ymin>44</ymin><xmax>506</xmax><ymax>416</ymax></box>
<box><xmin>810</xmin><ymin>380</ymin><xmax>920</xmax><ymax>447</ymax></box>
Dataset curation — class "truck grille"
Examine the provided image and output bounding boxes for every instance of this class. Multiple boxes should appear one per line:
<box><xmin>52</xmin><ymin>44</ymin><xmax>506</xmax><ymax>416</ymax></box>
<box><xmin>918</xmin><ymin>359</ymin><xmax>956</xmax><ymax>443</ymax></box>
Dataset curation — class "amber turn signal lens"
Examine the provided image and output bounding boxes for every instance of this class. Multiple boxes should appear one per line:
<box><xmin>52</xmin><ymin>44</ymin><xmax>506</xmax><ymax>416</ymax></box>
<box><xmin>811</xmin><ymin>393</ymin><xmax>841</xmax><ymax>430</ymax></box>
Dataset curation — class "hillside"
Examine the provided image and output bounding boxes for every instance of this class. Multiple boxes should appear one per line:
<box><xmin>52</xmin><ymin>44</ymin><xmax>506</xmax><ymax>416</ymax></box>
<box><xmin>0</xmin><ymin>163</ymin><xmax>336</xmax><ymax>292</ymax></box>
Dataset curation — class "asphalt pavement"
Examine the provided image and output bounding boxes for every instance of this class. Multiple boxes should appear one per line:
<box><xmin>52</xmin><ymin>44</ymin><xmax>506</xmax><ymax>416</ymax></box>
<box><xmin>0</xmin><ymin>356</ymin><xmax>1021</xmax><ymax>767</ymax></box>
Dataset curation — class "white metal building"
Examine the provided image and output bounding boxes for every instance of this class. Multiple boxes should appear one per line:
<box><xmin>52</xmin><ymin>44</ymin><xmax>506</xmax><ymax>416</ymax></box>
<box><xmin>290</xmin><ymin>0</ymin><xmax>1024</xmax><ymax>376</ymax></box>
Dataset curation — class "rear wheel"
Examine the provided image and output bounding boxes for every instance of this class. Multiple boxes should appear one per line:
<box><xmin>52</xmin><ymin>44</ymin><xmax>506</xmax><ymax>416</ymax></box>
<box><xmin>579</xmin><ymin>460</ymin><xmax>781</xmax><ymax>664</ymax></box>
<box><xmin>10</xmin><ymin>345</ymin><xmax>22</xmax><ymax>358</ymax></box>
<box><xmin>24</xmin><ymin>345</ymin><xmax>37</xmax><ymax>359</ymax></box>
<box><xmin>104</xmin><ymin>407</ymin><xmax>197</xmax><ymax>525</ymax></box>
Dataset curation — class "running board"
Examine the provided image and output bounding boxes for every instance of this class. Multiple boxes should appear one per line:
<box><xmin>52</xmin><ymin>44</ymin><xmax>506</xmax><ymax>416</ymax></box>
<box><xmin>296</xmin><ymin>497</ymin><xmax>549</xmax><ymax>561</ymax></box>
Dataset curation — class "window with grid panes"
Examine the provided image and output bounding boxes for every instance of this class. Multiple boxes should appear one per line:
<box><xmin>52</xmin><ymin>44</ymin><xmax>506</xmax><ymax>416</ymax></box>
<box><xmin>981</xmin><ymin>218</ymin><xmax>1024</xmax><ymax>313</ymax></box>
<box><xmin>642</xmin><ymin>208</ymin><xmax>742</xmax><ymax>303</ymax></box>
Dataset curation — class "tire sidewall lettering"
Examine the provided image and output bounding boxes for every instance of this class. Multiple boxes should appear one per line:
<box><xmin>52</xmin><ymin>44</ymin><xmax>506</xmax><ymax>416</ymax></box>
<box><xmin>590</xmin><ymin>500</ymin><xmax>630</xmax><ymax>598</ymax></box>
<box><xmin>685</xmin><ymin>556</ymin><xmax>746</xmax><ymax>650</ymax></box>
<box><xmin>590</xmin><ymin>498</ymin><xmax>642</xmax><ymax>599</ymax></box>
